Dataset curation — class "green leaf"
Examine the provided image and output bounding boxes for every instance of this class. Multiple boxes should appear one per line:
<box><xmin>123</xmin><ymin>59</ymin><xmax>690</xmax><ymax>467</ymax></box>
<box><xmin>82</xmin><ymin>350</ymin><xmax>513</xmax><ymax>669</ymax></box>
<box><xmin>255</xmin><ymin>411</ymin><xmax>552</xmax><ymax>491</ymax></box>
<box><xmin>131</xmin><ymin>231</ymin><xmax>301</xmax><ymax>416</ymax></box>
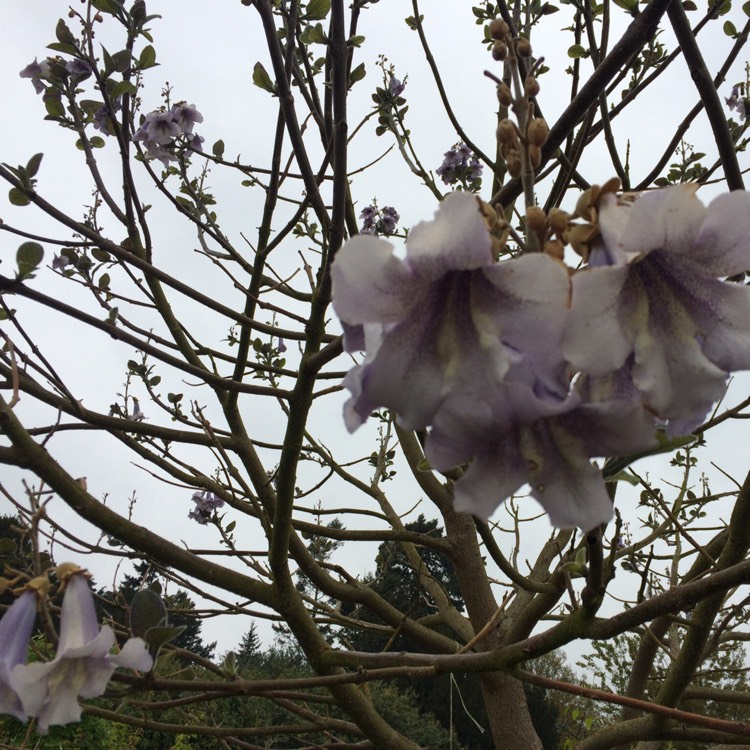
<box><xmin>45</xmin><ymin>97</ymin><xmax>66</xmax><ymax>118</ymax></box>
<box><xmin>212</xmin><ymin>139</ymin><xmax>225</xmax><ymax>159</ymax></box>
<box><xmin>301</xmin><ymin>22</ymin><xmax>328</xmax><ymax>44</ymax></box>
<box><xmin>98</xmin><ymin>273</ymin><xmax>110</xmax><ymax>290</ymax></box>
<box><xmin>541</xmin><ymin>3</ymin><xmax>560</xmax><ymax>13</ymax></box>
<box><xmin>306</xmin><ymin>0</ymin><xmax>331</xmax><ymax>19</ymax></box>
<box><xmin>744</xmin><ymin>0</ymin><xmax>750</xmax><ymax>14</ymax></box>
<box><xmin>252</xmin><ymin>61</ymin><xmax>275</xmax><ymax>93</ymax></box>
<box><xmin>567</xmin><ymin>43</ymin><xmax>588</xmax><ymax>57</ymax></box>
<box><xmin>349</xmin><ymin>62</ymin><xmax>366</xmax><ymax>87</ymax></box>
<box><xmin>111</xmin><ymin>79</ymin><xmax>137</xmax><ymax>98</ymax></box>
<box><xmin>129</xmin><ymin>589</ymin><xmax>168</xmax><ymax>637</ymax></box>
<box><xmin>144</xmin><ymin>625</ymin><xmax>186</xmax><ymax>652</ymax></box>
<box><xmin>724</xmin><ymin>19</ymin><xmax>737</xmax><ymax>34</ymax></box>
<box><xmin>405</xmin><ymin>14</ymin><xmax>424</xmax><ymax>29</ymax></box>
<box><xmin>149</xmin><ymin>375</ymin><xmax>161</xmax><ymax>386</ymax></box>
<box><xmin>17</xmin><ymin>242</ymin><xmax>44</xmax><ymax>276</ymax></box>
<box><xmin>138</xmin><ymin>44</ymin><xmax>157</xmax><ymax>69</ymax></box>
<box><xmin>226</xmin><ymin>520</ymin><xmax>236</xmax><ymax>533</ymax></box>
<box><xmin>91</xmin><ymin>247</ymin><xmax>111</xmax><ymax>262</ymax></box>
<box><xmin>47</xmin><ymin>42</ymin><xmax>79</xmax><ymax>55</ymax></box>
<box><xmin>349</xmin><ymin>34</ymin><xmax>366</xmax><ymax>47</ymax></box>
<box><xmin>8</xmin><ymin>188</ymin><xmax>30</xmax><ymax>207</ymax></box>
<box><xmin>607</xmin><ymin>470</ymin><xmax>640</xmax><ymax>486</ymax></box>
<box><xmin>92</xmin><ymin>0</ymin><xmax>123</xmax><ymax>14</ymax></box>
<box><xmin>110</xmin><ymin>49</ymin><xmax>132</xmax><ymax>73</ymax></box>
<box><xmin>56</xmin><ymin>18</ymin><xmax>77</xmax><ymax>46</ymax></box>
<box><xmin>90</xmin><ymin>136</ymin><xmax>106</xmax><ymax>148</ymax></box>
<box><xmin>683</xmin><ymin>0</ymin><xmax>698</xmax><ymax>8</ymax></box>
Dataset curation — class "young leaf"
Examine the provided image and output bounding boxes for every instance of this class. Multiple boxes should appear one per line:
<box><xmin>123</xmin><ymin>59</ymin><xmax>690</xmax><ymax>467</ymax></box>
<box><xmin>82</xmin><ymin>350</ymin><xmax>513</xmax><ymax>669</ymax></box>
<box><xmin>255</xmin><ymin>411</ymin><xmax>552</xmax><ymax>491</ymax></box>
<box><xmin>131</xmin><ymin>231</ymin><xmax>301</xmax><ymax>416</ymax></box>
<box><xmin>139</xmin><ymin>45</ymin><xmax>157</xmax><ymax>69</ymax></box>
<box><xmin>8</xmin><ymin>188</ymin><xmax>30</xmax><ymax>207</ymax></box>
<box><xmin>17</xmin><ymin>242</ymin><xmax>44</xmax><ymax>276</ymax></box>
<box><xmin>212</xmin><ymin>139</ymin><xmax>225</xmax><ymax>159</ymax></box>
<box><xmin>306</xmin><ymin>0</ymin><xmax>331</xmax><ymax>19</ymax></box>
<box><xmin>349</xmin><ymin>62</ymin><xmax>366</xmax><ymax>87</ymax></box>
<box><xmin>252</xmin><ymin>61</ymin><xmax>276</xmax><ymax>93</ymax></box>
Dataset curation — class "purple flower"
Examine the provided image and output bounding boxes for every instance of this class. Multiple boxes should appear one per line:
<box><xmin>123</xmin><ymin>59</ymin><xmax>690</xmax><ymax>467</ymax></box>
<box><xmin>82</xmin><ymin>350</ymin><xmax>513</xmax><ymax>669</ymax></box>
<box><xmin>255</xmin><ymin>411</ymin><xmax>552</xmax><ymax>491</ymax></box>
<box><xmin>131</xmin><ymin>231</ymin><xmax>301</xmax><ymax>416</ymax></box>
<box><xmin>380</xmin><ymin>206</ymin><xmax>400</xmax><ymax>235</ymax></box>
<box><xmin>726</xmin><ymin>84</ymin><xmax>747</xmax><ymax>120</ymax></box>
<box><xmin>359</xmin><ymin>205</ymin><xmax>378</xmax><ymax>233</ymax></box>
<box><xmin>436</xmin><ymin>144</ymin><xmax>483</xmax><ymax>188</ymax></box>
<box><xmin>19</xmin><ymin>58</ymin><xmax>51</xmax><ymax>95</ymax></box>
<box><xmin>170</xmin><ymin>102</ymin><xmax>203</xmax><ymax>134</ymax></box>
<box><xmin>11</xmin><ymin>571</ymin><xmax>152</xmax><ymax>733</ymax></box>
<box><xmin>332</xmin><ymin>192</ymin><xmax>571</xmax><ymax>433</ymax></box>
<box><xmin>0</xmin><ymin>590</ymin><xmax>37</xmax><ymax>721</ymax></box>
<box><xmin>188</xmin><ymin>490</ymin><xmax>225</xmax><ymax>524</ymax></box>
<box><xmin>563</xmin><ymin>185</ymin><xmax>750</xmax><ymax>434</ymax></box>
<box><xmin>65</xmin><ymin>59</ymin><xmax>92</xmax><ymax>82</ymax></box>
<box><xmin>388</xmin><ymin>76</ymin><xmax>405</xmax><ymax>97</ymax></box>
<box><xmin>134</xmin><ymin>110</ymin><xmax>181</xmax><ymax>147</ymax></box>
<box><xmin>426</xmin><ymin>366</ymin><xmax>656</xmax><ymax>529</ymax></box>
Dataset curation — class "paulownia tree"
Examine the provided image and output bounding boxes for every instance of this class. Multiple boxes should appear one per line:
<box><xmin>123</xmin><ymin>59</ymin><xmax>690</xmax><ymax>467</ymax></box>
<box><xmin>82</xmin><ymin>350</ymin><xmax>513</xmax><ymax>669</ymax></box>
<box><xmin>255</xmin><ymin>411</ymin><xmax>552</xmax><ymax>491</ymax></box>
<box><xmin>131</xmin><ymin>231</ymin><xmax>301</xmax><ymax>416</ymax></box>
<box><xmin>2</xmin><ymin>0</ymin><xmax>750</xmax><ymax>747</ymax></box>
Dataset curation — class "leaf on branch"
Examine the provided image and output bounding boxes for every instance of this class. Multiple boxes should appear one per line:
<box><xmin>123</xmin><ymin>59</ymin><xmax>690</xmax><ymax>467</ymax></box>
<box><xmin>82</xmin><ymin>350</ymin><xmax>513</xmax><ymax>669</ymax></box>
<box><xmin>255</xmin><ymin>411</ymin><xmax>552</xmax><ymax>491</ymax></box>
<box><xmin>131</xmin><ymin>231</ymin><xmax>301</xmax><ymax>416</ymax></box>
<box><xmin>92</xmin><ymin>0</ymin><xmax>123</xmax><ymax>14</ymax></box>
<box><xmin>55</xmin><ymin>18</ymin><xmax>77</xmax><ymax>46</ymax></box>
<box><xmin>212</xmin><ymin>139</ymin><xmax>225</xmax><ymax>159</ymax></box>
<box><xmin>349</xmin><ymin>62</ymin><xmax>366</xmax><ymax>87</ymax></box>
<box><xmin>306</xmin><ymin>0</ymin><xmax>331</xmax><ymax>20</ymax></box>
<box><xmin>8</xmin><ymin>188</ymin><xmax>30</xmax><ymax>207</ymax></box>
<box><xmin>25</xmin><ymin>153</ymin><xmax>44</xmax><ymax>178</ymax></box>
<box><xmin>405</xmin><ymin>14</ymin><xmax>424</xmax><ymax>29</ymax></box>
<box><xmin>138</xmin><ymin>44</ymin><xmax>157</xmax><ymax>69</ymax></box>
<box><xmin>16</xmin><ymin>242</ymin><xmax>44</xmax><ymax>278</ymax></box>
<box><xmin>724</xmin><ymin>19</ymin><xmax>738</xmax><ymax>35</ymax></box>
<box><xmin>47</xmin><ymin>42</ymin><xmax>79</xmax><ymax>55</ymax></box>
<box><xmin>567</xmin><ymin>43</ymin><xmax>589</xmax><ymax>58</ymax></box>
<box><xmin>45</xmin><ymin>97</ymin><xmax>66</xmax><ymax>118</ymax></box>
<box><xmin>252</xmin><ymin>61</ymin><xmax>276</xmax><ymax>94</ymax></box>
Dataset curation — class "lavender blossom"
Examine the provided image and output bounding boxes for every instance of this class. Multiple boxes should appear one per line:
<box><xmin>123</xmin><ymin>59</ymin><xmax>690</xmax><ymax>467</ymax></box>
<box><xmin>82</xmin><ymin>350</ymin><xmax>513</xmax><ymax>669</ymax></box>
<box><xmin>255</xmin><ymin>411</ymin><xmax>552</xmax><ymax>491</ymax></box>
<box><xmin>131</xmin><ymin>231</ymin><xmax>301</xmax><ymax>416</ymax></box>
<box><xmin>388</xmin><ymin>76</ymin><xmax>405</xmax><ymax>97</ymax></box>
<box><xmin>436</xmin><ymin>143</ymin><xmax>483</xmax><ymax>189</ymax></box>
<box><xmin>170</xmin><ymin>102</ymin><xmax>204</xmax><ymax>134</ymax></box>
<box><xmin>0</xmin><ymin>590</ymin><xmax>37</xmax><ymax>721</ymax></box>
<box><xmin>188</xmin><ymin>490</ymin><xmax>225</xmax><ymax>524</ymax></box>
<box><xmin>563</xmin><ymin>185</ymin><xmax>750</xmax><ymax>434</ymax></box>
<box><xmin>11</xmin><ymin>570</ymin><xmax>152</xmax><ymax>733</ymax></box>
<box><xmin>19</xmin><ymin>58</ymin><xmax>51</xmax><ymax>95</ymax></box>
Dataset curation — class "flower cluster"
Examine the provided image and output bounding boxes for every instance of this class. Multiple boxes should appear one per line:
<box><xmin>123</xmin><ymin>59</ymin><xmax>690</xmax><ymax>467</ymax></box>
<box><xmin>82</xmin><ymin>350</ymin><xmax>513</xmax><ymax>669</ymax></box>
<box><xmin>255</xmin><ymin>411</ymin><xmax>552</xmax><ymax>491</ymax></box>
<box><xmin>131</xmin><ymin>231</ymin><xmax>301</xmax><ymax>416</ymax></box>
<box><xmin>436</xmin><ymin>144</ymin><xmax>483</xmax><ymax>190</ymax></box>
<box><xmin>134</xmin><ymin>103</ymin><xmax>204</xmax><ymax>167</ymax></box>
<box><xmin>0</xmin><ymin>566</ymin><xmax>152</xmax><ymax>733</ymax></box>
<box><xmin>332</xmin><ymin>186</ymin><xmax>750</xmax><ymax>529</ymax></box>
<box><xmin>359</xmin><ymin>204</ymin><xmax>400</xmax><ymax>236</ymax></box>
<box><xmin>188</xmin><ymin>490</ymin><xmax>225</xmax><ymax>524</ymax></box>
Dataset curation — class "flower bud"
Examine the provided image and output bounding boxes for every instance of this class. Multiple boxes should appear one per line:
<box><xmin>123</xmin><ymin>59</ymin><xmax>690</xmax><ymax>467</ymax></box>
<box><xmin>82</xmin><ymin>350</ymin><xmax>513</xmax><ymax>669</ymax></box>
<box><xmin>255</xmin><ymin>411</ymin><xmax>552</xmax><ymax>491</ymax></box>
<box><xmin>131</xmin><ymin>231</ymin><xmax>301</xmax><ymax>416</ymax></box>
<box><xmin>489</xmin><ymin>18</ymin><xmax>510</xmax><ymax>40</ymax></box>
<box><xmin>506</xmin><ymin>151</ymin><xmax>522</xmax><ymax>178</ymax></box>
<box><xmin>565</xmin><ymin>223</ymin><xmax>599</xmax><ymax>260</ymax></box>
<box><xmin>517</xmin><ymin>38</ymin><xmax>532</xmax><ymax>57</ymax></box>
<box><xmin>544</xmin><ymin>239</ymin><xmax>565</xmax><ymax>260</ymax></box>
<box><xmin>527</xmin><ymin>117</ymin><xmax>549</xmax><ymax>147</ymax></box>
<box><xmin>492</xmin><ymin>41</ymin><xmax>509</xmax><ymax>61</ymax></box>
<box><xmin>497</xmin><ymin>83</ymin><xmax>513</xmax><ymax>107</ymax></box>
<box><xmin>528</xmin><ymin>145</ymin><xmax>542</xmax><ymax>169</ymax></box>
<box><xmin>547</xmin><ymin>208</ymin><xmax>569</xmax><ymax>235</ymax></box>
<box><xmin>497</xmin><ymin>119</ymin><xmax>517</xmax><ymax>148</ymax></box>
<box><xmin>526</xmin><ymin>206</ymin><xmax>546</xmax><ymax>233</ymax></box>
<box><xmin>525</xmin><ymin>76</ymin><xmax>540</xmax><ymax>97</ymax></box>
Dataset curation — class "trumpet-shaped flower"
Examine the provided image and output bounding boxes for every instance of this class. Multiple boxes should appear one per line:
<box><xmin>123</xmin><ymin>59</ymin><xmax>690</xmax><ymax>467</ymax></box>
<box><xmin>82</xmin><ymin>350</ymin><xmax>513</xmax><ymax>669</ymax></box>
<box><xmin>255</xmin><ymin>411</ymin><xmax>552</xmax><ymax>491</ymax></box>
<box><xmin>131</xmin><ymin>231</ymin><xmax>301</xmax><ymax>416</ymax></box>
<box><xmin>0</xmin><ymin>590</ymin><xmax>37</xmax><ymax>720</ymax></box>
<box><xmin>563</xmin><ymin>185</ymin><xmax>750</xmax><ymax>433</ymax></box>
<box><xmin>332</xmin><ymin>192</ymin><xmax>571</xmax><ymax>433</ymax></box>
<box><xmin>426</xmin><ymin>365</ymin><xmax>657</xmax><ymax>529</ymax></box>
<box><xmin>11</xmin><ymin>572</ymin><xmax>152</xmax><ymax>734</ymax></box>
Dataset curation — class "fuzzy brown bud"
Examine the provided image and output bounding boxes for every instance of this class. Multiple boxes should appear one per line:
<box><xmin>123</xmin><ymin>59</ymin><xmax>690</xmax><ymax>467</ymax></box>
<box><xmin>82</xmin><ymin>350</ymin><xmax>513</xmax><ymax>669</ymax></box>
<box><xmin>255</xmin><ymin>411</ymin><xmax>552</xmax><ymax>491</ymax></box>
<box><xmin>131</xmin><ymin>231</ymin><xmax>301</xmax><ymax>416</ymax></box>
<box><xmin>527</xmin><ymin>117</ymin><xmax>549</xmax><ymax>147</ymax></box>
<box><xmin>544</xmin><ymin>239</ymin><xmax>565</xmax><ymax>260</ymax></box>
<box><xmin>492</xmin><ymin>41</ymin><xmax>509</xmax><ymax>61</ymax></box>
<box><xmin>489</xmin><ymin>18</ymin><xmax>510</xmax><ymax>40</ymax></box>
<box><xmin>528</xmin><ymin>145</ymin><xmax>542</xmax><ymax>169</ymax></box>
<box><xmin>547</xmin><ymin>208</ymin><xmax>569</xmax><ymax>235</ymax></box>
<box><xmin>506</xmin><ymin>151</ymin><xmax>522</xmax><ymax>178</ymax></box>
<box><xmin>526</xmin><ymin>206</ymin><xmax>546</xmax><ymax>233</ymax></box>
<box><xmin>497</xmin><ymin>119</ymin><xmax>518</xmax><ymax>149</ymax></box>
<box><xmin>525</xmin><ymin>76</ymin><xmax>540</xmax><ymax>97</ymax></box>
<box><xmin>516</xmin><ymin>38</ymin><xmax>532</xmax><ymax>57</ymax></box>
<box><xmin>497</xmin><ymin>83</ymin><xmax>513</xmax><ymax>107</ymax></box>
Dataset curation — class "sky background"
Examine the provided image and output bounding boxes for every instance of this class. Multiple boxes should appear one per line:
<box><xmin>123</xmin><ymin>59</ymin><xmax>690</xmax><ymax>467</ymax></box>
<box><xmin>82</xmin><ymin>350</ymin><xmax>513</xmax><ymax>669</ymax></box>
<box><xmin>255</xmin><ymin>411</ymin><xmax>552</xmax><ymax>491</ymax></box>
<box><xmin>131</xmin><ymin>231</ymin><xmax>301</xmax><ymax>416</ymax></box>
<box><xmin>2</xmin><ymin>1</ymin><xmax>750</xmax><ymax>660</ymax></box>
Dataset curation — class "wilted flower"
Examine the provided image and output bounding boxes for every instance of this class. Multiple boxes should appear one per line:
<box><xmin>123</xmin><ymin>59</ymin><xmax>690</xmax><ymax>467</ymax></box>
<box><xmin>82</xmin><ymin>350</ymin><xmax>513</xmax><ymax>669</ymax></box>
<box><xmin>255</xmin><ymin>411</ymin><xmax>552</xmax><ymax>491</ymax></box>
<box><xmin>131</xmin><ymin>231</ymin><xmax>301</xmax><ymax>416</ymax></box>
<box><xmin>333</xmin><ymin>192</ymin><xmax>570</xmax><ymax>433</ymax></box>
<box><xmin>0</xmin><ymin>589</ymin><xmax>37</xmax><ymax>720</ymax></box>
<box><xmin>11</xmin><ymin>570</ymin><xmax>152</xmax><ymax>733</ymax></box>
<box><xmin>188</xmin><ymin>490</ymin><xmax>225</xmax><ymax>524</ymax></box>
<box><xmin>563</xmin><ymin>184</ymin><xmax>750</xmax><ymax>434</ymax></box>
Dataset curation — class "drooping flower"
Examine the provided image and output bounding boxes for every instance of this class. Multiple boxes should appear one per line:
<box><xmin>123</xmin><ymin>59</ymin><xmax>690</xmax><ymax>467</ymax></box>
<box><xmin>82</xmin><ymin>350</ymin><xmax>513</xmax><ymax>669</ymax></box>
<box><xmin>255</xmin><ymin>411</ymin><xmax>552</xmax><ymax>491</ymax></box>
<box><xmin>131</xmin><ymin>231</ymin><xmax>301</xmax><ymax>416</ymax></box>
<box><xmin>563</xmin><ymin>185</ymin><xmax>750</xmax><ymax>434</ymax></box>
<box><xmin>332</xmin><ymin>192</ymin><xmax>571</xmax><ymax>433</ymax></box>
<box><xmin>426</xmin><ymin>364</ymin><xmax>657</xmax><ymax>529</ymax></box>
<box><xmin>11</xmin><ymin>569</ymin><xmax>152</xmax><ymax>734</ymax></box>
<box><xmin>0</xmin><ymin>589</ymin><xmax>37</xmax><ymax>720</ymax></box>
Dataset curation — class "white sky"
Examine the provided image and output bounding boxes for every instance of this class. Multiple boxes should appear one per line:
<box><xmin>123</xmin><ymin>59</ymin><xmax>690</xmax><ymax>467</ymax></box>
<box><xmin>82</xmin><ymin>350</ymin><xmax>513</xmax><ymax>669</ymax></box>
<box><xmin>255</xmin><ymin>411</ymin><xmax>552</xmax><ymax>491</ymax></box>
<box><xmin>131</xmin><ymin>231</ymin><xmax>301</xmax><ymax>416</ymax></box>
<box><xmin>2</xmin><ymin>1</ymin><xmax>750</xmax><ymax>660</ymax></box>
